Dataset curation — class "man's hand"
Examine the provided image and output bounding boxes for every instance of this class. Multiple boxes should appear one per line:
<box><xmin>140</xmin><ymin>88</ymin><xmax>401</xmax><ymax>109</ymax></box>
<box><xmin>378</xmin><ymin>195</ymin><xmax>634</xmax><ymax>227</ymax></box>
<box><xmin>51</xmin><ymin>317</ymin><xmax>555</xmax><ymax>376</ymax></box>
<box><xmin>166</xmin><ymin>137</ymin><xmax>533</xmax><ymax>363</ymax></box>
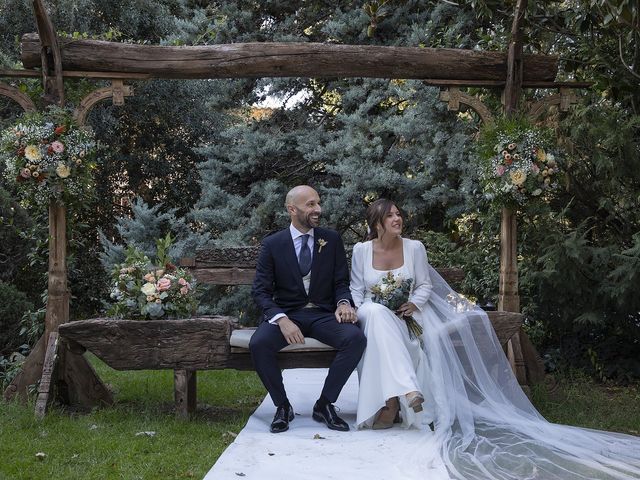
<box><xmin>397</xmin><ymin>302</ymin><xmax>418</xmax><ymax>317</ymax></box>
<box><xmin>335</xmin><ymin>303</ymin><xmax>357</xmax><ymax>323</ymax></box>
<box><xmin>277</xmin><ymin>316</ymin><xmax>305</xmax><ymax>344</ymax></box>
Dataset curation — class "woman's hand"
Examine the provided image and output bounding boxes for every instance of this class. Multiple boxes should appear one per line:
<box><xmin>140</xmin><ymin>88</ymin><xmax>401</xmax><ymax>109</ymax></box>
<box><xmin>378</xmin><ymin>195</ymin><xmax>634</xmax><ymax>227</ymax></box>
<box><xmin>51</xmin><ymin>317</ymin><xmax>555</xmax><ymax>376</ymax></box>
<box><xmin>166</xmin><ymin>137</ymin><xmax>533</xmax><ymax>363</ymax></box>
<box><xmin>397</xmin><ymin>302</ymin><xmax>418</xmax><ymax>317</ymax></box>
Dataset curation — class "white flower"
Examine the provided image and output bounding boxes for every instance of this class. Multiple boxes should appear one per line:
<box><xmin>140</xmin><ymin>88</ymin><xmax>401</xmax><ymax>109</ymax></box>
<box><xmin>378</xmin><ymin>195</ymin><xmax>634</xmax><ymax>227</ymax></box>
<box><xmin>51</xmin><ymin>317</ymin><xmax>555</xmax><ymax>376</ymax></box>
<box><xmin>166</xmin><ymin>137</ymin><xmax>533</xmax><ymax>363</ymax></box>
<box><xmin>141</xmin><ymin>282</ymin><xmax>156</xmax><ymax>296</ymax></box>
<box><xmin>56</xmin><ymin>163</ymin><xmax>71</xmax><ymax>178</ymax></box>
<box><xmin>24</xmin><ymin>145</ymin><xmax>41</xmax><ymax>161</ymax></box>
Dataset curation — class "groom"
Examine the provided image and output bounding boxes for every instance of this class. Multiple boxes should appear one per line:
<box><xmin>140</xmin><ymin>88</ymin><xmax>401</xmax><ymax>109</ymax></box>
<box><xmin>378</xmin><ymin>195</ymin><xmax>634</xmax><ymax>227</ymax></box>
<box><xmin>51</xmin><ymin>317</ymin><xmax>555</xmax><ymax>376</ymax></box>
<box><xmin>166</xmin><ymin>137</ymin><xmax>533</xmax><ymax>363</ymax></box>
<box><xmin>250</xmin><ymin>185</ymin><xmax>366</xmax><ymax>433</ymax></box>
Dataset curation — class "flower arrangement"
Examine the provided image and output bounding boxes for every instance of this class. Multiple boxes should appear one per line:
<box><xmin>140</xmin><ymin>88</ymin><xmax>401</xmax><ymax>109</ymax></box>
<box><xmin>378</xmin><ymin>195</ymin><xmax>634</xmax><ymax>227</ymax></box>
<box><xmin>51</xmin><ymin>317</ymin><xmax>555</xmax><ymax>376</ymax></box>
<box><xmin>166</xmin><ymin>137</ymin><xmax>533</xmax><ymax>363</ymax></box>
<box><xmin>0</xmin><ymin>107</ymin><xmax>96</xmax><ymax>204</ymax></box>
<box><xmin>371</xmin><ymin>271</ymin><xmax>423</xmax><ymax>339</ymax></box>
<box><xmin>476</xmin><ymin>117</ymin><xmax>563</xmax><ymax>208</ymax></box>
<box><xmin>107</xmin><ymin>234</ymin><xmax>198</xmax><ymax>320</ymax></box>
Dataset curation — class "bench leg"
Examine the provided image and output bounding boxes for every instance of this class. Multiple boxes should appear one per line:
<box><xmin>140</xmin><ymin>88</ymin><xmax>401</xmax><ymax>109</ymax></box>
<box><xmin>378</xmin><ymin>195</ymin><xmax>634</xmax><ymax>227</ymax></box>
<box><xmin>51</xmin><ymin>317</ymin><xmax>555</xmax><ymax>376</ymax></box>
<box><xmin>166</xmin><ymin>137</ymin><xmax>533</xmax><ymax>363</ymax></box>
<box><xmin>174</xmin><ymin>369</ymin><xmax>197</xmax><ymax>418</ymax></box>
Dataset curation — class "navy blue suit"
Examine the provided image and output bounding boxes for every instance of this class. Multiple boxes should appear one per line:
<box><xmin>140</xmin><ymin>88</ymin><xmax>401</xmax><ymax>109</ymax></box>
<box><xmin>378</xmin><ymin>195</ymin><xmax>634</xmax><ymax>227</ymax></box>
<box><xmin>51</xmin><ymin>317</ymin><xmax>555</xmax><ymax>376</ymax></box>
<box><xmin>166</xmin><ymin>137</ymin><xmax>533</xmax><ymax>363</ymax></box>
<box><xmin>250</xmin><ymin>227</ymin><xmax>366</xmax><ymax>407</ymax></box>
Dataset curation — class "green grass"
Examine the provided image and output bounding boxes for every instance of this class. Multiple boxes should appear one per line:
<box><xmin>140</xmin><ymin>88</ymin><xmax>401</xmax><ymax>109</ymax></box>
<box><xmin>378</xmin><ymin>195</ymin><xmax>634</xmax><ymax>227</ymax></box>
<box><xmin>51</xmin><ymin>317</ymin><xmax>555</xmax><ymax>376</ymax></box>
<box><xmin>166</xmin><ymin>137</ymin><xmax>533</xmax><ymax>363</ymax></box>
<box><xmin>1</xmin><ymin>362</ymin><xmax>638</xmax><ymax>480</ymax></box>
<box><xmin>0</xmin><ymin>355</ymin><xmax>265</xmax><ymax>480</ymax></box>
<box><xmin>531</xmin><ymin>369</ymin><xmax>640</xmax><ymax>436</ymax></box>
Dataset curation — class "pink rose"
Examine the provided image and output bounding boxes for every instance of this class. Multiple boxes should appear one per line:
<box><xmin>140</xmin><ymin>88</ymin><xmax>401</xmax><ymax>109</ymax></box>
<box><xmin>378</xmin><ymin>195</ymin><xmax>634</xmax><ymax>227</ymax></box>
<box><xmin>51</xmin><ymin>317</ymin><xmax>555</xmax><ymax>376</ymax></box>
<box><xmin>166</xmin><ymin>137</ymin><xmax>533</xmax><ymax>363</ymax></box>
<box><xmin>178</xmin><ymin>278</ymin><xmax>187</xmax><ymax>286</ymax></box>
<box><xmin>496</xmin><ymin>165</ymin><xmax>506</xmax><ymax>176</ymax></box>
<box><xmin>157</xmin><ymin>278</ymin><xmax>172</xmax><ymax>291</ymax></box>
<box><xmin>180</xmin><ymin>286</ymin><xmax>189</xmax><ymax>295</ymax></box>
<box><xmin>532</xmin><ymin>164</ymin><xmax>540</xmax><ymax>174</ymax></box>
<box><xmin>143</xmin><ymin>273</ymin><xmax>156</xmax><ymax>282</ymax></box>
<box><xmin>51</xmin><ymin>141</ymin><xmax>65</xmax><ymax>154</ymax></box>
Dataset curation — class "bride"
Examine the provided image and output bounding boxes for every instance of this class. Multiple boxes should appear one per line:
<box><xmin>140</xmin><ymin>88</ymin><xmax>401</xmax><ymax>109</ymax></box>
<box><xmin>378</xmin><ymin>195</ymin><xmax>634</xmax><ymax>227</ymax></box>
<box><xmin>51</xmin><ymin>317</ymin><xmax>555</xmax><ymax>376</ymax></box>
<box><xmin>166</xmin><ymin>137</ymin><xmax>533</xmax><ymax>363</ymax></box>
<box><xmin>350</xmin><ymin>198</ymin><xmax>640</xmax><ymax>479</ymax></box>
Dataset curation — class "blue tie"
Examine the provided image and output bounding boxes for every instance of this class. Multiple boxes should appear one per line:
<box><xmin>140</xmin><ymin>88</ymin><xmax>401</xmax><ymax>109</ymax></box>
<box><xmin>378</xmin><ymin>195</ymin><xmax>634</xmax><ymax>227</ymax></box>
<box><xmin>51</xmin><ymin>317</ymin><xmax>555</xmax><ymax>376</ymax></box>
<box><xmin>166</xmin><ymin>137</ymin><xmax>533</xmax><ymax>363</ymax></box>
<box><xmin>299</xmin><ymin>234</ymin><xmax>312</xmax><ymax>276</ymax></box>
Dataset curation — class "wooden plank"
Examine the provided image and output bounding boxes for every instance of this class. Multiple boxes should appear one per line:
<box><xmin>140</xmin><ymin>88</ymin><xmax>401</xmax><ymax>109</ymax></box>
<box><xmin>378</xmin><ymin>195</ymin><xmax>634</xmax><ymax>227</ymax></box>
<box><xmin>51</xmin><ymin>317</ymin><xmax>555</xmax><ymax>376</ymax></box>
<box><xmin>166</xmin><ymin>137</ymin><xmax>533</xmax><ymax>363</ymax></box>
<box><xmin>174</xmin><ymin>370</ymin><xmax>197</xmax><ymax>418</ymax></box>
<box><xmin>20</xmin><ymin>34</ymin><xmax>558</xmax><ymax>82</ymax></box>
<box><xmin>35</xmin><ymin>332</ymin><xmax>59</xmax><ymax>419</ymax></box>
<box><xmin>58</xmin><ymin>317</ymin><xmax>232</xmax><ymax>370</ymax></box>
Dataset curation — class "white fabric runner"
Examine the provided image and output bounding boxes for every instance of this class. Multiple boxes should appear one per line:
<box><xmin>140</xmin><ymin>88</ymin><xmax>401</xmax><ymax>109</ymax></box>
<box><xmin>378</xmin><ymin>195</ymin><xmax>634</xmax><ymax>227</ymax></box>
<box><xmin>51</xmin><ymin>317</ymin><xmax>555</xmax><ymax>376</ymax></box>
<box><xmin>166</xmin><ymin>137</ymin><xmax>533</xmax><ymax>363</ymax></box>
<box><xmin>203</xmin><ymin>368</ymin><xmax>443</xmax><ymax>480</ymax></box>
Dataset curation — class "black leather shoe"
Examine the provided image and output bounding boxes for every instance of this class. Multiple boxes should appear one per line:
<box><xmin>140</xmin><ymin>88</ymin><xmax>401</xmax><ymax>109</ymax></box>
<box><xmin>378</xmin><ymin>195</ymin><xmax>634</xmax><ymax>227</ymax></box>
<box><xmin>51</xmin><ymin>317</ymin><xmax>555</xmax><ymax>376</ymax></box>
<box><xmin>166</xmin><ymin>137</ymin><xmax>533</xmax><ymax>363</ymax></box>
<box><xmin>270</xmin><ymin>403</ymin><xmax>294</xmax><ymax>433</ymax></box>
<box><xmin>312</xmin><ymin>401</ymin><xmax>349</xmax><ymax>432</ymax></box>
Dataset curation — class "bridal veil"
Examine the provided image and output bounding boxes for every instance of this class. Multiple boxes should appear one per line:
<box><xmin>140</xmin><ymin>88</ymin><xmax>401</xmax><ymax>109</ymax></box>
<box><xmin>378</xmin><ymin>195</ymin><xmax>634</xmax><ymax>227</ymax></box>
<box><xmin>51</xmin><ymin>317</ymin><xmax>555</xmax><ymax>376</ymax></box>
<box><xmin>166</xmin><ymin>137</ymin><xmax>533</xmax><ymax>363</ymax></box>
<box><xmin>401</xmin><ymin>266</ymin><xmax>640</xmax><ymax>479</ymax></box>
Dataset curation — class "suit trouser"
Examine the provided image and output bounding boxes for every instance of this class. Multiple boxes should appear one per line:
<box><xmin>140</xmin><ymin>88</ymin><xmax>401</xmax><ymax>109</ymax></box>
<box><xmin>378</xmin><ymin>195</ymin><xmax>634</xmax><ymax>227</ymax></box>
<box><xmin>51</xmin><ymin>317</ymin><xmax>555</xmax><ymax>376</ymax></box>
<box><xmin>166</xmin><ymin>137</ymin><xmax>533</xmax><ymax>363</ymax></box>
<box><xmin>249</xmin><ymin>308</ymin><xmax>367</xmax><ymax>407</ymax></box>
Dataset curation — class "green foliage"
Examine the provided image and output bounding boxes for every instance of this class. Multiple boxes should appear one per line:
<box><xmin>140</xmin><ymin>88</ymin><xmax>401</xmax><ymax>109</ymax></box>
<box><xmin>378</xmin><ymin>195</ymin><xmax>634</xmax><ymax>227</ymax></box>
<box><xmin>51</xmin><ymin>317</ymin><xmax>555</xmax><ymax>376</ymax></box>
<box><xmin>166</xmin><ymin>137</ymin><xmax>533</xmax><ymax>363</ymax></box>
<box><xmin>100</xmin><ymin>198</ymin><xmax>210</xmax><ymax>272</ymax></box>
<box><xmin>0</xmin><ymin>282</ymin><xmax>32</xmax><ymax>355</ymax></box>
<box><xmin>416</xmin><ymin>212</ymin><xmax>501</xmax><ymax>306</ymax></box>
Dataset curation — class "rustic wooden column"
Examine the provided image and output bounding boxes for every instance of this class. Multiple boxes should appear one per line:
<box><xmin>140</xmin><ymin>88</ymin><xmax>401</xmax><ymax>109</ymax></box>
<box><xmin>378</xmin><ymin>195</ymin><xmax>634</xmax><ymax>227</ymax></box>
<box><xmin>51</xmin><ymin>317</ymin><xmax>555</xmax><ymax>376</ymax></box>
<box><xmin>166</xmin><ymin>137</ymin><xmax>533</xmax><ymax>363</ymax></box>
<box><xmin>5</xmin><ymin>0</ymin><xmax>112</xmax><ymax>413</ymax></box>
<box><xmin>500</xmin><ymin>0</ymin><xmax>528</xmax><ymax>386</ymax></box>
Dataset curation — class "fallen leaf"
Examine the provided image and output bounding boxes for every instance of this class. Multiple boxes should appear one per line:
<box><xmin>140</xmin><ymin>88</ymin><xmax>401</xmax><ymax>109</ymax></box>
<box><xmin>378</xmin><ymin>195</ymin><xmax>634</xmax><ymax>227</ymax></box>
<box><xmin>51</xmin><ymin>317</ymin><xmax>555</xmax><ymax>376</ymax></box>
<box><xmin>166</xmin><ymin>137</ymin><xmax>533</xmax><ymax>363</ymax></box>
<box><xmin>268</xmin><ymin>452</ymin><xmax>275</xmax><ymax>456</ymax></box>
<box><xmin>35</xmin><ymin>452</ymin><xmax>46</xmax><ymax>461</ymax></box>
<box><xmin>135</xmin><ymin>431</ymin><xmax>156</xmax><ymax>437</ymax></box>
<box><xmin>88</xmin><ymin>424</ymin><xmax>98</xmax><ymax>430</ymax></box>
<box><xmin>313</xmin><ymin>434</ymin><xmax>325</xmax><ymax>439</ymax></box>
<box><xmin>235</xmin><ymin>473</ymin><xmax>246</xmax><ymax>477</ymax></box>
<box><xmin>225</xmin><ymin>431</ymin><xmax>238</xmax><ymax>438</ymax></box>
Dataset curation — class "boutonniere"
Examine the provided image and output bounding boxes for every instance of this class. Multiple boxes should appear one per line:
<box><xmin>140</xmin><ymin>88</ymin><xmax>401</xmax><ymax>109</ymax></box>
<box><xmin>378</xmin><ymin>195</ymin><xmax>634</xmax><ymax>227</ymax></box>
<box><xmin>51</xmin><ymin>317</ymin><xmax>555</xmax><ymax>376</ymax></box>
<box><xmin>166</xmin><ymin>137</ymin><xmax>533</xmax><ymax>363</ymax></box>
<box><xmin>318</xmin><ymin>238</ymin><xmax>327</xmax><ymax>253</ymax></box>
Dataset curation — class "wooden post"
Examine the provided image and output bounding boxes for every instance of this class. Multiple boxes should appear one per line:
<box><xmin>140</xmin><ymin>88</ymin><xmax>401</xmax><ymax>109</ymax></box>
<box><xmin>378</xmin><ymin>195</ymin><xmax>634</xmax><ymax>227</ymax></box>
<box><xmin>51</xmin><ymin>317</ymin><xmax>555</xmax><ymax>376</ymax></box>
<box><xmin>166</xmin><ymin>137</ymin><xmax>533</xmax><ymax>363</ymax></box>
<box><xmin>44</xmin><ymin>201</ymin><xmax>70</xmax><ymax>340</ymax></box>
<box><xmin>500</xmin><ymin>0</ymin><xmax>528</xmax><ymax>388</ymax></box>
<box><xmin>174</xmin><ymin>370</ymin><xmax>197</xmax><ymax>418</ymax></box>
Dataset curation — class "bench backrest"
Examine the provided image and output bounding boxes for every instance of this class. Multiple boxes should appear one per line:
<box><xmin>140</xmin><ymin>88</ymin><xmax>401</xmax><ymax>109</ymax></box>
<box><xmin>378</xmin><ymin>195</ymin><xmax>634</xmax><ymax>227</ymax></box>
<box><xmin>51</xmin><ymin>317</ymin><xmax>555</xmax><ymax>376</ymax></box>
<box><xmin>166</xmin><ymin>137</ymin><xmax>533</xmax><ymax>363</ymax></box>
<box><xmin>180</xmin><ymin>246</ymin><xmax>465</xmax><ymax>286</ymax></box>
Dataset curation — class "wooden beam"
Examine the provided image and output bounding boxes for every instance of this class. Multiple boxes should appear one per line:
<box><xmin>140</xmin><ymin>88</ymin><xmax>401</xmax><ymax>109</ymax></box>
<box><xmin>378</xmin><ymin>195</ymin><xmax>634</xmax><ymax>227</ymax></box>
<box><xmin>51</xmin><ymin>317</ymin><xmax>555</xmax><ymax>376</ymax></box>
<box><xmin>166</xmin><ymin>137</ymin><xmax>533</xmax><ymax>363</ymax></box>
<box><xmin>20</xmin><ymin>34</ymin><xmax>559</xmax><ymax>82</ymax></box>
<box><xmin>32</xmin><ymin>0</ymin><xmax>64</xmax><ymax>105</ymax></box>
<box><xmin>57</xmin><ymin>317</ymin><xmax>232</xmax><ymax>370</ymax></box>
<box><xmin>0</xmin><ymin>69</ymin><xmax>592</xmax><ymax>88</ymax></box>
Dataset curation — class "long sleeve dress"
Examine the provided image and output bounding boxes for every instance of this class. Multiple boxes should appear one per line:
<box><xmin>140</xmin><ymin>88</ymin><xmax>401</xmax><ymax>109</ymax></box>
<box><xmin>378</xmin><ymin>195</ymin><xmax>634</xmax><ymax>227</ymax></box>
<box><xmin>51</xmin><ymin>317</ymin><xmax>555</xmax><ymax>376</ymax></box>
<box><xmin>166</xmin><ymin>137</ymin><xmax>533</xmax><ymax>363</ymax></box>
<box><xmin>350</xmin><ymin>238</ymin><xmax>435</xmax><ymax>429</ymax></box>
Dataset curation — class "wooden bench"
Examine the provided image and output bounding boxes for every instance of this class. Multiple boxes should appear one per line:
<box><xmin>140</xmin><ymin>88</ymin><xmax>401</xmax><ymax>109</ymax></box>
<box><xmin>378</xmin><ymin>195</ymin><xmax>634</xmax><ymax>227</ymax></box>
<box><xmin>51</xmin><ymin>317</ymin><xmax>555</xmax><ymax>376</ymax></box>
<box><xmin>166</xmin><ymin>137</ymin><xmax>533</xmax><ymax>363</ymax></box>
<box><xmin>58</xmin><ymin>246</ymin><xmax>523</xmax><ymax>417</ymax></box>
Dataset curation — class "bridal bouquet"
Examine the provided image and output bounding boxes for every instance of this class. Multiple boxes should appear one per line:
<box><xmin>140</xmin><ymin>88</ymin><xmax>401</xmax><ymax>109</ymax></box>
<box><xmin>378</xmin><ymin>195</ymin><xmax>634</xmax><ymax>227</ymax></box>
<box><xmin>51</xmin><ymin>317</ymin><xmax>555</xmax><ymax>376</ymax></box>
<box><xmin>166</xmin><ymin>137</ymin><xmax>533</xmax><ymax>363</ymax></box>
<box><xmin>107</xmin><ymin>234</ymin><xmax>198</xmax><ymax>319</ymax></box>
<box><xmin>477</xmin><ymin>117</ymin><xmax>563</xmax><ymax>208</ymax></box>
<box><xmin>0</xmin><ymin>107</ymin><xmax>96</xmax><ymax>204</ymax></box>
<box><xmin>371</xmin><ymin>272</ymin><xmax>423</xmax><ymax>339</ymax></box>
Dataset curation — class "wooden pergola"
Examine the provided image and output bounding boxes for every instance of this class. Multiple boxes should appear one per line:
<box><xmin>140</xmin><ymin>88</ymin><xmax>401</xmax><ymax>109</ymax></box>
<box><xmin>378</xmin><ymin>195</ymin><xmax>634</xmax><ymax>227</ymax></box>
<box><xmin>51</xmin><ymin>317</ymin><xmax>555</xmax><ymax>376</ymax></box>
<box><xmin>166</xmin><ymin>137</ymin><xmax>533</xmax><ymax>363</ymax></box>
<box><xmin>1</xmin><ymin>0</ymin><xmax>589</xmax><ymax>415</ymax></box>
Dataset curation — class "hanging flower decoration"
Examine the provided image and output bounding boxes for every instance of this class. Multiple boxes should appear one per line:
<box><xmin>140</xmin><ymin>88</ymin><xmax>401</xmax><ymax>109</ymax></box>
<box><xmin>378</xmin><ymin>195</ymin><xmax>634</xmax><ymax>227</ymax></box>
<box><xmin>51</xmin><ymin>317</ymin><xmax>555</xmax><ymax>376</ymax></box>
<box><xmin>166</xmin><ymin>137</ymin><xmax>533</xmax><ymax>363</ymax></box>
<box><xmin>476</xmin><ymin>117</ymin><xmax>564</xmax><ymax>208</ymax></box>
<box><xmin>0</xmin><ymin>106</ymin><xmax>97</xmax><ymax>205</ymax></box>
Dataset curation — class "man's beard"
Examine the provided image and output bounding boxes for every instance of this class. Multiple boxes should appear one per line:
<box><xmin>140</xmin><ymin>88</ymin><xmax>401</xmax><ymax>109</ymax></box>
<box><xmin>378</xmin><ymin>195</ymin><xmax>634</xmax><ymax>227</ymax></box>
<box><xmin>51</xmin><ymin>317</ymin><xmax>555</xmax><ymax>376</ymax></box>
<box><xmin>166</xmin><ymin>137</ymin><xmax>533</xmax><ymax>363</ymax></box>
<box><xmin>297</xmin><ymin>209</ymin><xmax>320</xmax><ymax>229</ymax></box>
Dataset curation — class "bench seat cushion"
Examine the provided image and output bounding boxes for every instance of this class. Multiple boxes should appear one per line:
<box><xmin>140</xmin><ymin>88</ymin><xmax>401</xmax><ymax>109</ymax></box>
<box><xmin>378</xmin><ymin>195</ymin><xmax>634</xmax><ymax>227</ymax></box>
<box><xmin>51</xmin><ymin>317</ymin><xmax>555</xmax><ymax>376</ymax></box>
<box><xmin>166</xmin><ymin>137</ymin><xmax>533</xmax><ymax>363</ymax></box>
<box><xmin>230</xmin><ymin>328</ymin><xmax>336</xmax><ymax>352</ymax></box>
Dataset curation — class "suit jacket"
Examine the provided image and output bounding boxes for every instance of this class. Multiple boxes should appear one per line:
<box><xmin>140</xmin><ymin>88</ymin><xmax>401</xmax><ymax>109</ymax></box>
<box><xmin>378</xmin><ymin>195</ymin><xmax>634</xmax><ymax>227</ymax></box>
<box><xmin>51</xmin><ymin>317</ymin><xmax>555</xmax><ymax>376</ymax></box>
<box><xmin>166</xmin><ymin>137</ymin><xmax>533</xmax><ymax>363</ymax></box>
<box><xmin>252</xmin><ymin>226</ymin><xmax>354</xmax><ymax>322</ymax></box>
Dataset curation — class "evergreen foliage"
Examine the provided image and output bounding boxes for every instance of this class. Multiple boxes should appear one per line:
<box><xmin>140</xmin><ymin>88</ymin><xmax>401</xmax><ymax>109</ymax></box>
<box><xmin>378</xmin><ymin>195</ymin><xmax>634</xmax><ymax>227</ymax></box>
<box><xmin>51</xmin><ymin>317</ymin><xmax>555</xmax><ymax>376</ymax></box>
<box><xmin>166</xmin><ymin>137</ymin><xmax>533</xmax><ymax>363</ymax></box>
<box><xmin>0</xmin><ymin>282</ymin><xmax>32</xmax><ymax>355</ymax></box>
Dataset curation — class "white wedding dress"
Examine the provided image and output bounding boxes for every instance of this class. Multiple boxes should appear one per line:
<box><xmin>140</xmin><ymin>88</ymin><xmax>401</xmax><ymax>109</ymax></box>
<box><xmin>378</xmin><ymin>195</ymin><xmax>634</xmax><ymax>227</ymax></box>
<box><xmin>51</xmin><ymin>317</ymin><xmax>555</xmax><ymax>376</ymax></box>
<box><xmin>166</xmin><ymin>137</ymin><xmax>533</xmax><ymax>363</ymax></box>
<box><xmin>350</xmin><ymin>237</ymin><xmax>640</xmax><ymax>479</ymax></box>
<box><xmin>351</xmin><ymin>238</ymin><xmax>435</xmax><ymax>429</ymax></box>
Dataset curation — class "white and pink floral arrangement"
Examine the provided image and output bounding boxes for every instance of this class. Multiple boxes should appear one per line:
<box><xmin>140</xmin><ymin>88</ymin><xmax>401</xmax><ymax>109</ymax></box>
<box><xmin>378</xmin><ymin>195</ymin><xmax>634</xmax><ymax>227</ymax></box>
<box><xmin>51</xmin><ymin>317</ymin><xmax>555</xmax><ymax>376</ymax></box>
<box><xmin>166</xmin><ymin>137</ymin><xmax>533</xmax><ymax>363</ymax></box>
<box><xmin>477</xmin><ymin>118</ymin><xmax>564</xmax><ymax>208</ymax></box>
<box><xmin>107</xmin><ymin>234</ymin><xmax>198</xmax><ymax>319</ymax></box>
<box><xmin>0</xmin><ymin>107</ymin><xmax>96</xmax><ymax>204</ymax></box>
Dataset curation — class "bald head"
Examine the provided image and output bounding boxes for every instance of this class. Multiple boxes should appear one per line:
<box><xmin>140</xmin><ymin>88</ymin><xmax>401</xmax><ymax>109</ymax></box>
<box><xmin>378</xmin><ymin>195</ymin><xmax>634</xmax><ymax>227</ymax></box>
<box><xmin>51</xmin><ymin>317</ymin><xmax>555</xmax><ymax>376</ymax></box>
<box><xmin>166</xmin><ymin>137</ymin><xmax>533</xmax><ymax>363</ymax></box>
<box><xmin>285</xmin><ymin>185</ymin><xmax>321</xmax><ymax>231</ymax></box>
<box><xmin>285</xmin><ymin>185</ymin><xmax>317</xmax><ymax>207</ymax></box>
